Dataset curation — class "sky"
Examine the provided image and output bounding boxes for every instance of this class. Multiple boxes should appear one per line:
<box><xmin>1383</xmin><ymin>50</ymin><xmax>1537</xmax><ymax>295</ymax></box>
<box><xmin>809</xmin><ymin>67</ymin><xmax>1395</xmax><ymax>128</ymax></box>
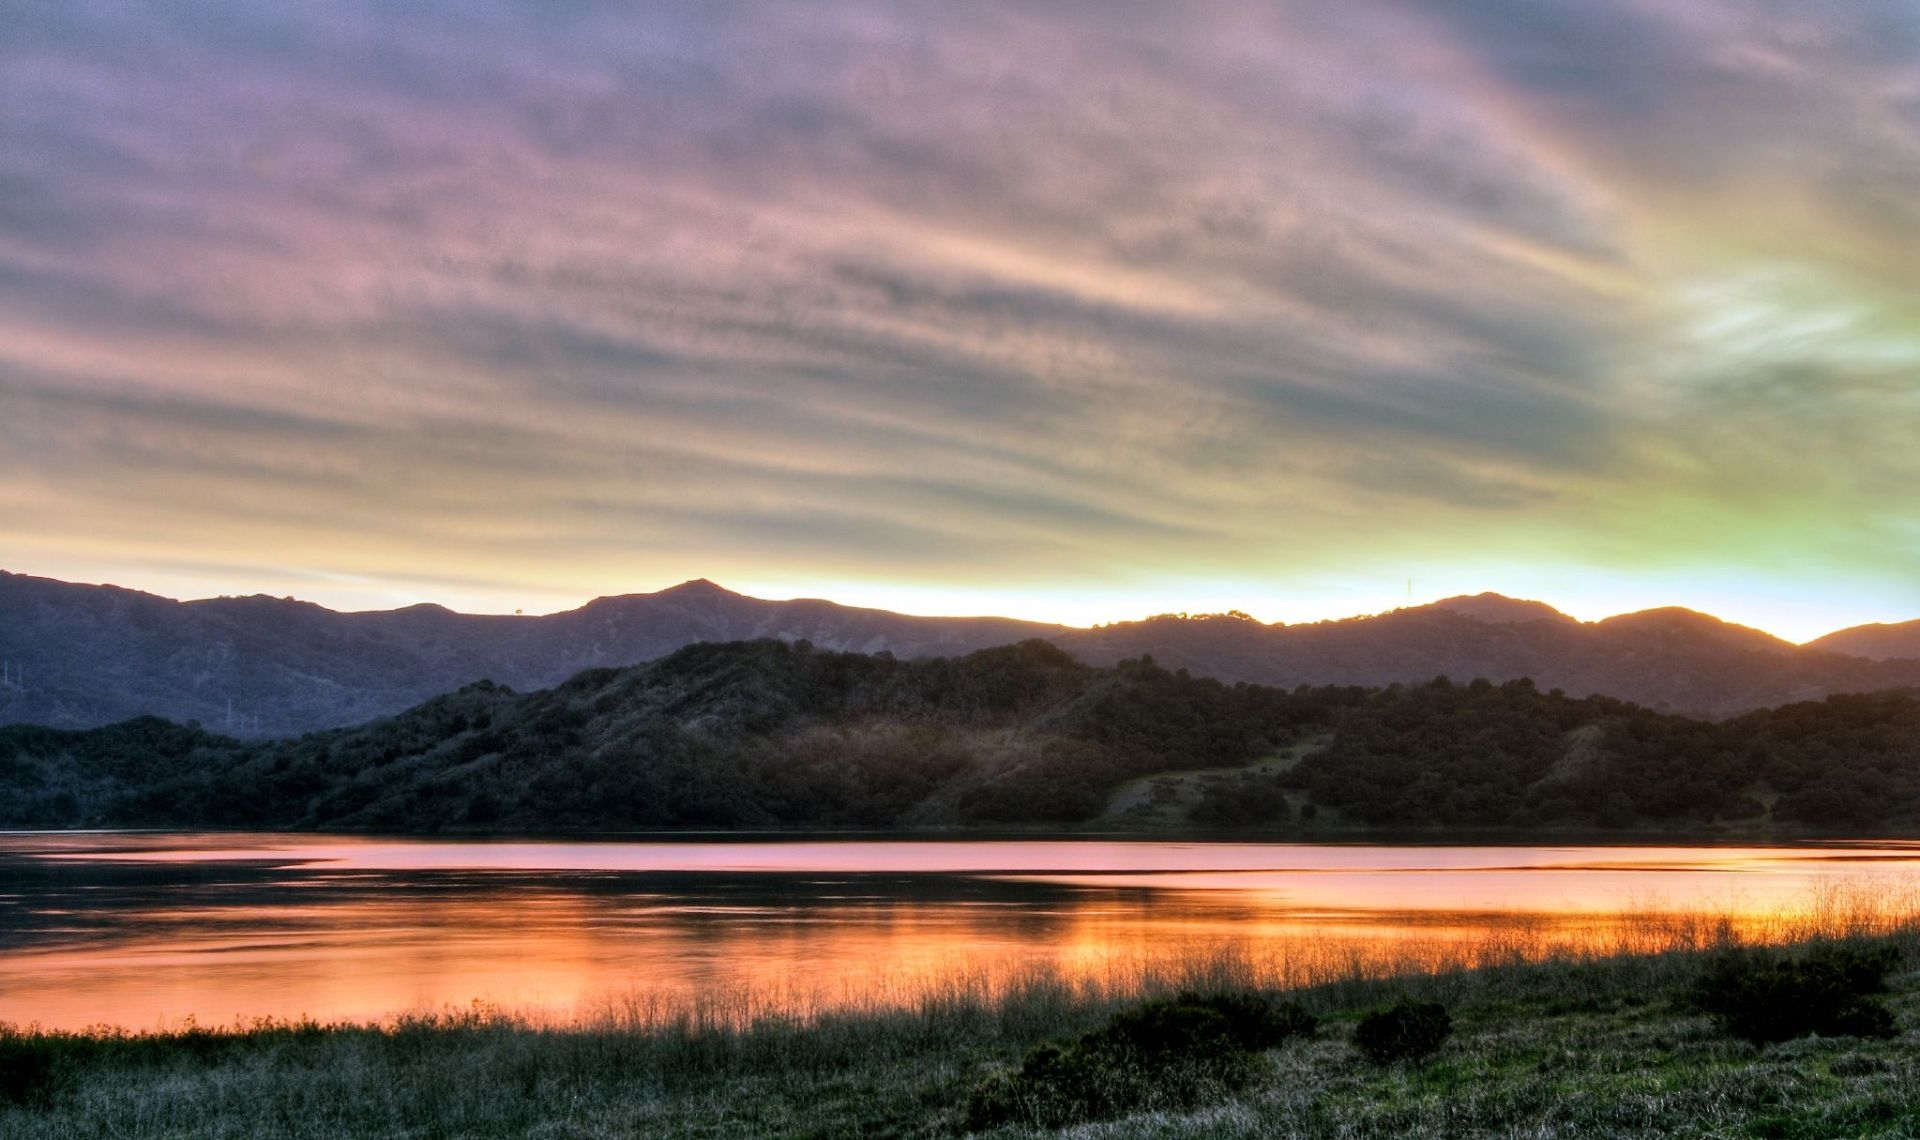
<box><xmin>3</xmin><ymin>1</ymin><xmax>1919</xmax><ymax>641</ymax></box>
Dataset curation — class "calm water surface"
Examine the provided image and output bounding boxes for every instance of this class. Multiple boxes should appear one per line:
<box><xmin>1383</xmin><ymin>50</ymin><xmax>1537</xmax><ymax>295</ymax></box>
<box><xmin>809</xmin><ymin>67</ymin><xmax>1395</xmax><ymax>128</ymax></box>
<box><xmin>4</xmin><ymin>833</ymin><xmax>1920</xmax><ymax>1031</ymax></box>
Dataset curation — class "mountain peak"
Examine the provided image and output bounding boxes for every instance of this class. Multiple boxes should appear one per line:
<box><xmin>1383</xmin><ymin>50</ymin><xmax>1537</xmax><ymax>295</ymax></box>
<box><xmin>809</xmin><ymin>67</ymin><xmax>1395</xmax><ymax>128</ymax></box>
<box><xmin>189</xmin><ymin>592</ymin><xmax>326</xmax><ymax>613</ymax></box>
<box><xmin>1601</xmin><ymin>606</ymin><xmax>1730</xmax><ymax>629</ymax></box>
<box><xmin>1805</xmin><ymin>618</ymin><xmax>1920</xmax><ymax>661</ymax></box>
<box><xmin>574</xmin><ymin>578</ymin><xmax>750</xmax><ymax>614</ymax></box>
<box><xmin>656</xmin><ymin>578</ymin><xmax>741</xmax><ymax>598</ymax></box>
<box><xmin>1426</xmin><ymin>593</ymin><xmax>1574</xmax><ymax>625</ymax></box>
<box><xmin>1596</xmin><ymin>607</ymin><xmax>1792</xmax><ymax>653</ymax></box>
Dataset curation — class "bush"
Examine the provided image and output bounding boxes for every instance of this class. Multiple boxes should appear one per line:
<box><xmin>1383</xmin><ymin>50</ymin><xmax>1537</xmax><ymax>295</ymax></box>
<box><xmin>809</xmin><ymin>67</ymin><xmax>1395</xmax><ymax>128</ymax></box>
<box><xmin>1687</xmin><ymin>942</ymin><xmax>1902</xmax><ymax>1045</ymax></box>
<box><xmin>965</xmin><ymin>990</ymin><xmax>1314</xmax><ymax>1130</ymax></box>
<box><xmin>1189</xmin><ymin>773</ymin><xmax>1290</xmax><ymax>826</ymax></box>
<box><xmin>0</xmin><ymin>1033</ymin><xmax>59</xmax><ymax>1106</ymax></box>
<box><xmin>1190</xmin><ymin>989</ymin><xmax>1318</xmax><ymax>1050</ymax></box>
<box><xmin>1353</xmin><ymin>999</ymin><xmax>1452</xmax><ymax>1064</ymax></box>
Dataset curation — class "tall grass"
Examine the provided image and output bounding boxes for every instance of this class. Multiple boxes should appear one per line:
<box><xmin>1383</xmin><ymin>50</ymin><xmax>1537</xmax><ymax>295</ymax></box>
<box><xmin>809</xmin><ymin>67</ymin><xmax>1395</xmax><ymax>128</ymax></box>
<box><xmin>538</xmin><ymin>876</ymin><xmax>1920</xmax><ymax>1037</ymax></box>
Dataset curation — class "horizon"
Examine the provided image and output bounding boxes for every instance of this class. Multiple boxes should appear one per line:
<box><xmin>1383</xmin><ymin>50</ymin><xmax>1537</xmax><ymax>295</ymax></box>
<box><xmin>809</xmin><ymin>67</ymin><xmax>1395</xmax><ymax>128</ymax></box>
<box><xmin>6</xmin><ymin>4</ymin><xmax>1919</xmax><ymax>650</ymax></box>
<box><xmin>4</xmin><ymin>563</ymin><xmax>1899</xmax><ymax>646</ymax></box>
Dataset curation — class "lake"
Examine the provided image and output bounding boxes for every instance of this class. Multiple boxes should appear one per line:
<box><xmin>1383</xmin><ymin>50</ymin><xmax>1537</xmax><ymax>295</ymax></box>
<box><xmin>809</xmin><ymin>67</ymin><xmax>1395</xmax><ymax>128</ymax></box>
<box><xmin>4</xmin><ymin>833</ymin><xmax>1920</xmax><ymax>1032</ymax></box>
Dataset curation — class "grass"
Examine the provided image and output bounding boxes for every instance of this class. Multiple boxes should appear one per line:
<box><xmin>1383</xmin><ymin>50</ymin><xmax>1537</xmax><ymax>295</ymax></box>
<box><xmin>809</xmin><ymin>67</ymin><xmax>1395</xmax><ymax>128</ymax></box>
<box><xmin>7</xmin><ymin>907</ymin><xmax>1920</xmax><ymax>1138</ymax></box>
<box><xmin>1099</xmin><ymin>736</ymin><xmax>1326</xmax><ymax>828</ymax></box>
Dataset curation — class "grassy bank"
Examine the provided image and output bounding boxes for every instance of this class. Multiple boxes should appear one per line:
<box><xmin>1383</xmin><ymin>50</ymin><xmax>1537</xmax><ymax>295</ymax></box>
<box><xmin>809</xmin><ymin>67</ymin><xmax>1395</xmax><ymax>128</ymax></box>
<box><xmin>7</xmin><ymin>920</ymin><xmax>1920</xmax><ymax>1138</ymax></box>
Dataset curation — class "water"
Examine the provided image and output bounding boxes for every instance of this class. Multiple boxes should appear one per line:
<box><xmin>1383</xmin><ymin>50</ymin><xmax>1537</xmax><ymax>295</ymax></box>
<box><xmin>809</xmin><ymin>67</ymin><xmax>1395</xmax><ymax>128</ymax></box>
<box><xmin>4</xmin><ymin>833</ymin><xmax>1920</xmax><ymax>1031</ymax></box>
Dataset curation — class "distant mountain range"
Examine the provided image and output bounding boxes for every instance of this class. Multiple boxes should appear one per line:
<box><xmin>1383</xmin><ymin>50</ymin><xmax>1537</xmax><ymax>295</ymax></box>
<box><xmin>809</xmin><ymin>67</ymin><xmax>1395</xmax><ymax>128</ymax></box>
<box><xmin>4</xmin><ymin>569</ymin><xmax>1920</xmax><ymax>735</ymax></box>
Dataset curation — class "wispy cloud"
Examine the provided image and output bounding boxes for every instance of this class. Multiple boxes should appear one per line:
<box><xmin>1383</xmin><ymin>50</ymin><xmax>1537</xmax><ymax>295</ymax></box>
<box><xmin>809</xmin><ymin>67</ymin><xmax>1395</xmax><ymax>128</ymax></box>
<box><xmin>2</xmin><ymin>0</ymin><xmax>1917</xmax><ymax>635</ymax></box>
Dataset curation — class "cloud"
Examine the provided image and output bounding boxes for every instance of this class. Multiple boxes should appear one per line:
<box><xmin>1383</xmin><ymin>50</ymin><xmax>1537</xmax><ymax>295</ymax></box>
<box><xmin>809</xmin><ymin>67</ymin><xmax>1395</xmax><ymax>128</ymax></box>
<box><xmin>1</xmin><ymin>0</ymin><xmax>1917</xmax><ymax>630</ymax></box>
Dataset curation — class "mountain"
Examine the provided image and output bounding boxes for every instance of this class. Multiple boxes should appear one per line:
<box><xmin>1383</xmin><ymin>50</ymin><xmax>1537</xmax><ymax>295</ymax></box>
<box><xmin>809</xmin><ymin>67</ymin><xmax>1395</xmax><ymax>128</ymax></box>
<box><xmin>9</xmin><ymin>639</ymin><xmax>1920</xmax><ymax>835</ymax></box>
<box><xmin>1806</xmin><ymin>620</ymin><xmax>1920</xmax><ymax>662</ymax></box>
<box><xmin>0</xmin><ymin>639</ymin><xmax>1305</xmax><ymax>831</ymax></box>
<box><xmin>0</xmin><ymin>571</ymin><xmax>1054</xmax><ymax>736</ymax></box>
<box><xmin>1055</xmin><ymin>600</ymin><xmax>1919</xmax><ymax>717</ymax></box>
<box><xmin>6</xmin><ymin>570</ymin><xmax>1920</xmax><ymax>733</ymax></box>
<box><xmin>1430</xmin><ymin>592</ymin><xmax>1580</xmax><ymax>625</ymax></box>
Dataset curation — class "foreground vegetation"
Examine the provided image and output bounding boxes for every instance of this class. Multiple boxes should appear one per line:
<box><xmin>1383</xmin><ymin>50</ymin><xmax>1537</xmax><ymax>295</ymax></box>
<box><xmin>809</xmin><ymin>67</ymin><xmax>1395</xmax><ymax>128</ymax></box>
<box><xmin>8</xmin><ymin>921</ymin><xmax>1920</xmax><ymax>1138</ymax></box>
<box><xmin>7</xmin><ymin>637</ymin><xmax>1920</xmax><ymax>833</ymax></box>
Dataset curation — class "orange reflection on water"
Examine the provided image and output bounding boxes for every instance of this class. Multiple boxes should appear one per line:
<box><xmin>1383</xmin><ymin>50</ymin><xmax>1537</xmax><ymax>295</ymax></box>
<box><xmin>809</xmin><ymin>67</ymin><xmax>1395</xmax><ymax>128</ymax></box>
<box><xmin>3</xmin><ymin>835</ymin><xmax>1919</xmax><ymax>1032</ymax></box>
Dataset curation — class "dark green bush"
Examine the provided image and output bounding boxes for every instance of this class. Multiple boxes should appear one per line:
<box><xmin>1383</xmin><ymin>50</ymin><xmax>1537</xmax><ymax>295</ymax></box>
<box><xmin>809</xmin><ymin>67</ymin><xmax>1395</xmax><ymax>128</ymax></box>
<box><xmin>0</xmin><ymin>1033</ymin><xmax>59</xmax><ymax>1107</ymax></box>
<box><xmin>1353</xmin><ymin>999</ymin><xmax>1452</xmax><ymax>1064</ymax></box>
<box><xmin>1185</xmin><ymin>989</ymin><xmax>1318</xmax><ymax>1050</ymax></box>
<box><xmin>965</xmin><ymin>990</ymin><xmax>1314</xmax><ymax>1130</ymax></box>
<box><xmin>1687</xmin><ymin>942</ymin><xmax>1902</xmax><ymax>1045</ymax></box>
<box><xmin>1189</xmin><ymin>773</ymin><xmax>1290</xmax><ymax>826</ymax></box>
<box><xmin>1096</xmin><ymin>998</ymin><xmax>1241</xmax><ymax>1061</ymax></box>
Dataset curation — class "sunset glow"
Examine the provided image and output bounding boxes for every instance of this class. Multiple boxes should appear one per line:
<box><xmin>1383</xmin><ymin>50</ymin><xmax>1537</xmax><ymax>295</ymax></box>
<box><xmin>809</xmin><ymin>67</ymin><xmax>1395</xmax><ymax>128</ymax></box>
<box><xmin>8</xmin><ymin>835</ymin><xmax>1919</xmax><ymax>1032</ymax></box>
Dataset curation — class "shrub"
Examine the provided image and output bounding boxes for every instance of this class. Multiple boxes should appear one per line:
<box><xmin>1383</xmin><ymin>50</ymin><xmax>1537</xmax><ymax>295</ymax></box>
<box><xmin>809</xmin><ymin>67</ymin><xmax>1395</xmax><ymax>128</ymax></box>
<box><xmin>1189</xmin><ymin>773</ymin><xmax>1290</xmax><ymax>826</ymax></box>
<box><xmin>0</xmin><ymin>1033</ymin><xmax>59</xmax><ymax>1107</ymax></box>
<box><xmin>1687</xmin><ymin>941</ymin><xmax>1902</xmax><ymax>1045</ymax></box>
<box><xmin>1353</xmin><ymin>999</ymin><xmax>1452</xmax><ymax>1064</ymax></box>
<box><xmin>1096</xmin><ymin>999</ymin><xmax>1242</xmax><ymax>1063</ymax></box>
<box><xmin>965</xmin><ymin>990</ymin><xmax>1314</xmax><ymax>1130</ymax></box>
<box><xmin>1190</xmin><ymin>989</ymin><xmax>1318</xmax><ymax>1050</ymax></box>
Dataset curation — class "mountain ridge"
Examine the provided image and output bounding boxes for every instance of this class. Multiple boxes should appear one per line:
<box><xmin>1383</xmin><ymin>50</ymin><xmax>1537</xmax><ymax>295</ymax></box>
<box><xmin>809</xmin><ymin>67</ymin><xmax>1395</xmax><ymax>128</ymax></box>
<box><xmin>9</xmin><ymin>638</ymin><xmax>1920</xmax><ymax>835</ymax></box>
<box><xmin>3</xmin><ymin>569</ymin><xmax>1918</xmax><ymax>734</ymax></box>
<box><xmin>1806</xmin><ymin>619</ymin><xmax>1920</xmax><ymax>662</ymax></box>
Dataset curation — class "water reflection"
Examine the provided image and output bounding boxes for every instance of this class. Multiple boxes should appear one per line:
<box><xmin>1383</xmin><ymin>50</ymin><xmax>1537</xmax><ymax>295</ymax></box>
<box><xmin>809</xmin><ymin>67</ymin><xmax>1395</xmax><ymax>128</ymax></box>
<box><xmin>3</xmin><ymin>834</ymin><xmax>1919</xmax><ymax>1031</ymax></box>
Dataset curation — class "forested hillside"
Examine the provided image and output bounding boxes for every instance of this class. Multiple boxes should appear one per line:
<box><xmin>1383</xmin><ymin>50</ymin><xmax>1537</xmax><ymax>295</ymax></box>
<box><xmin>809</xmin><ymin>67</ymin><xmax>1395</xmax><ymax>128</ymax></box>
<box><xmin>5</xmin><ymin>640</ymin><xmax>1920</xmax><ymax>834</ymax></box>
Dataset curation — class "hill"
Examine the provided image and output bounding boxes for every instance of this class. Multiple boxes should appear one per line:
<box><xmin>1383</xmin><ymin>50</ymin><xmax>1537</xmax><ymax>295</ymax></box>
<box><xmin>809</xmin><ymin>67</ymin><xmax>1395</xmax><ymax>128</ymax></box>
<box><xmin>1807</xmin><ymin>619</ymin><xmax>1920</xmax><ymax>662</ymax></box>
<box><xmin>8</xmin><ymin>569</ymin><xmax>1920</xmax><ymax>733</ymax></box>
<box><xmin>7</xmin><ymin>639</ymin><xmax>1920</xmax><ymax>834</ymax></box>
<box><xmin>0</xmin><ymin>571</ymin><xmax>1053</xmax><ymax>736</ymax></box>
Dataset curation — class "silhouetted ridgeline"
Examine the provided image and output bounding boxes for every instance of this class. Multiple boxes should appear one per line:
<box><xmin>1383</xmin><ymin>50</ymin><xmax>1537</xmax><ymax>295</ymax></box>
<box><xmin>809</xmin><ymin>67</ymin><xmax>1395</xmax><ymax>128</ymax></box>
<box><xmin>0</xmin><ymin>572</ymin><xmax>1050</xmax><ymax>737</ymax></box>
<box><xmin>5</xmin><ymin>639</ymin><xmax>1920</xmax><ymax>833</ymax></box>
<box><xmin>10</xmin><ymin>569</ymin><xmax>1920</xmax><ymax>736</ymax></box>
